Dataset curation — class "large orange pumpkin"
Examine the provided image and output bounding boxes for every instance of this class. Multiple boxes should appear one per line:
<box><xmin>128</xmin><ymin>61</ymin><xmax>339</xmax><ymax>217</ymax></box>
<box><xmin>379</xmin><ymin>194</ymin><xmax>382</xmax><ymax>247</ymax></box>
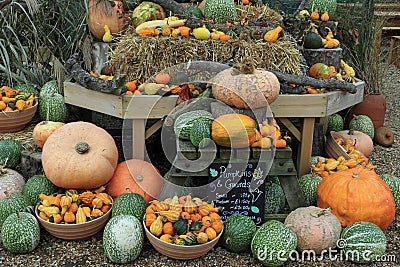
<box><xmin>41</xmin><ymin>122</ymin><xmax>119</xmax><ymax>189</ymax></box>
<box><xmin>106</xmin><ymin>159</ymin><xmax>163</xmax><ymax>203</ymax></box>
<box><xmin>317</xmin><ymin>166</ymin><xmax>395</xmax><ymax>230</ymax></box>
<box><xmin>212</xmin><ymin>58</ymin><xmax>280</xmax><ymax>109</ymax></box>
<box><xmin>211</xmin><ymin>113</ymin><xmax>257</xmax><ymax>148</ymax></box>
<box><xmin>87</xmin><ymin>0</ymin><xmax>125</xmax><ymax>40</ymax></box>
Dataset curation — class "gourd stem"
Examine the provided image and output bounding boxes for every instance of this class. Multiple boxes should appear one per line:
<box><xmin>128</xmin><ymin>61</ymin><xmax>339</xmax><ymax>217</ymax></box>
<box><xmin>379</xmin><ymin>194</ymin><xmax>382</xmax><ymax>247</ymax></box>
<box><xmin>311</xmin><ymin>208</ymin><xmax>331</xmax><ymax>217</ymax></box>
<box><xmin>348</xmin><ymin>129</ymin><xmax>354</xmax><ymax>135</ymax></box>
<box><xmin>135</xmin><ymin>175</ymin><xmax>143</xmax><ymax>182</ymax></box>
<box><xmin>352</xmin><ymin>172</ymin><xmax>359</xmax><ymax>179</ymax></box>
<box><xmin>75</xmin><ymin>142</ymin><xmax>90</xmax><ymax>154</ymax></box>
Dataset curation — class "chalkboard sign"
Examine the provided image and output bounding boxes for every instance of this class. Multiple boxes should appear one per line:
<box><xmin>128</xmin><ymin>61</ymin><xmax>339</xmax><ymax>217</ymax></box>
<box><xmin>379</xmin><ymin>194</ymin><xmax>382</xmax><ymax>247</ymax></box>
<box><xmin>207</xmin><ymin>161</ymin><xmax>266</xmax><ymax>226</ymax></box>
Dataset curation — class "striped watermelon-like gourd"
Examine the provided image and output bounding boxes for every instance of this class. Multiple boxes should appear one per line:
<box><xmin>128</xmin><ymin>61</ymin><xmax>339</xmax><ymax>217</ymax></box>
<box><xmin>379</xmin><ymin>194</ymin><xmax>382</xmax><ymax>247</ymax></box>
<box><xmin>340</xmin><ymin>221</ymin><xmax>387</xmax><ymax>264</ymax></box>
<box><xmin>204</xmin><ymin>0</ymin><xmax>238</xmax><ymax>24</ymax></box>
<box><xmin>264</xmin><ymin>182</ymin><xmax>286</xmax><ymax>214</ymax></box>
<box><xmin>251</xmin><ymin>220</ymin><xmax>297</xmax><ymax>266</ymax></box>
<box><xmin>174</xmin><ymin>110</ymin><xmax>213</xmax><ymax>140</ymax></box>
<box><xmin>111</xmin><ymin>192</ymin><xmax>147</xmax><ymax>220</ymax></box>
<box><xmin>0</xmin><ymin>139</ymin><xmax>22</xmax><ymax>169</ymax></box>
<box><xmin>309</xmin><ymin>0</ymin><xmax>337</xmax><ymax>15</ymax></box>
<box><xmin>0</xmin><ymin>192</ymin><xmax>30</xmax><ymax>227</ymax></box>
<box><xmin>298</xmin><ymin>173</ymin><xmax>323</xmax><ymax>206</ymax></box>
<box><xmin>103</xmin><ymin>215</ymin><xmax>144</xmax><ymax>264</ymax></box>
<box><xmin>190</xmin><ymin>119</ymin><xmax>211</xmax><ymax>147</ymax></box>
<box><xmin>39</xmin><ymin>80</ymin><xmax>61</xmax><ymax>97</ymax></box>
<box><xmin>1</xmin><ymin>212</ymin><xmax>40</xmax><ymax>253</ymax></box>
<box><xmin>38</xmin><ymin>92</ymin><xmax>68</xmax><ymax>122</ymax></box>
<box><xmin>380</xmin><ymin>174</ymin><xmax>400</xmax><ymax>212</ymax></box>
<box><xmin>221</xmin><ymin>214</ymin><xmax>257</xmax><ymax>253</ymax></box>
<box><xmin>327</xmin><ymin>113</ymin><xmax>344</xmax><ymax>132</ymax></box>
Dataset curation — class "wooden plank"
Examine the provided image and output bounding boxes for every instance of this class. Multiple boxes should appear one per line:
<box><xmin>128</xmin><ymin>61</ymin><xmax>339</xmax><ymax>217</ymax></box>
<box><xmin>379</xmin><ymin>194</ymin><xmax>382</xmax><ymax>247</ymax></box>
<box><xmin>278</xmin><ymin>174</ymin><xmax>306</xmax><ymax>210</ymax></box>
<box><xmin>279</xmin><ymin>118</ymin><xmax>301</xmax><ymax>141</ymax></box>
<box><xmin>325</xmin><ymin>81</ymin><xmax>365</xmax><ymax>115</ymax></box>
<box><xmin>131</xmin><ymin>119</ymin><xmax>145</xmax><ymax>159</ymax></box>
<box><xmin>268</xmin><ymin>158</ymin><xmax>297</xmax><ymax>176</ymax></box>
<box><xmin>270</xmin><ymin>94</ymin><xmax>327</xmax><ymax>117</ymax></box>
<box><xmin>176</xmin><ymin>139</ymin><xmax>197</xmax><ymax>160</ymax></box>
<box><xmin>145</xmin><ymin>120</ymin><xmax>163</xmax><ymax>139</ymax></box>
<box><xmin>122</xmin><ymin>95</ymin><xmax>178</xmax><ymax>119</ymax></box>
<box><xmin>64</xmin><ymin>82</ymin><xmax>124</xmax><ymax>118</ymax></box>
<box><xmin>297</xmin><ymin>118</ymin><xmax>315</xmax><ymax>176</ymax></box>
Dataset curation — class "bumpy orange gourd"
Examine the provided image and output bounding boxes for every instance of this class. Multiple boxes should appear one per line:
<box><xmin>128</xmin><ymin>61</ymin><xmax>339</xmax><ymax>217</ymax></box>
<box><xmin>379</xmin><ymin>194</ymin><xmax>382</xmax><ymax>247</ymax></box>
<box><xmin>106</xmin><ymin>159</ymin><xmax>163</xmax><ymax>203</ymax></box>
<box><xmin>41</xmin><ymin>122</ymin><xmax>119</xmax><ymax>189</ymax></box>
<box><xmin>212</xmin><ymin>58</ymin><xmax>280</xmax><ymax>109</ymax></box>
<box><xmin>211</xmin><ymin>114</ymin><xmax>258</xmax><ymax>148</ymax></box>
<box><xmin>87</xmin><ymin>0</ymin><xmax>125</xmax><ymax>40</ymax></box>
<box><xmin>317</xmin><ymin>166</ymin><xmax>395</xmax><ymax>230</ymax></box>
<box><xmin>320</xmin><ymin>11</ymin><xmax>329</xmax><ymax>21</ymax></box>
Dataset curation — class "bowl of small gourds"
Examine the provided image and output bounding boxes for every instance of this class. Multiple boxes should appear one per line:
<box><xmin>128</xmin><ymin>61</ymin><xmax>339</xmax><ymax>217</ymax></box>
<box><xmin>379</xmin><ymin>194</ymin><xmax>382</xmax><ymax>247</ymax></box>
<box><xmin>0</xmin><ymin>85</ymin><xmax>38</xmax><ymax>133</ymax></box>
<box><xmin>143</xmin><ymin>194</ymin><xmax>224</xmax><ymax>260</ymax></box>
<box><xmin>34</xmin><ymin>187</ymin><xmax>113</xmax><ymax>240</ymax></box>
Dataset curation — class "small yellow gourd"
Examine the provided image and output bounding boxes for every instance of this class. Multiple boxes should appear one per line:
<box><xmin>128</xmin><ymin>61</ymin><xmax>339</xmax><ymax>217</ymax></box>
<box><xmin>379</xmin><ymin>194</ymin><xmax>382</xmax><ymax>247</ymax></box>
<box><xmin>158</xmin><ymin>210</ymin><xmax>180</xmax><ymax>222</ymax></box>
<box><xmin>160</xmin><ymin>234</ymin><xmax>174</xmax><ymax>243</ymax></box>
<box><xmin>76</xmin><ymin>207</ymin><xmax>87</xmax><ymax>224</ymax></box>
<box><xmin>82</xmin><ymin>206</ymin><xmax>91</xmax><ymax>217</ymax></box>
<box><xmin>196</xmin><ymin>232</ymin><xmax>209</xmax><ymax>244</ymax></box>
<box><xmin>205</xmin><ymin>227</ymin><xmax>217</xmax><ymax>240</ymax></box>
<box><xmin>150</xmin><ymin>216</ymin><xmax>163</xmax><ymax>236</ymax></box>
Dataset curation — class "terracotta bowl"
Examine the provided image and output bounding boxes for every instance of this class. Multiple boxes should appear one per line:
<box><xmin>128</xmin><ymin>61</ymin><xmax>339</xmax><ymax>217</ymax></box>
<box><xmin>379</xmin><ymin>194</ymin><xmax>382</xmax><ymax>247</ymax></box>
<box><xmin>325</xmin><ymin>131</ymin><xmax>351</xmax><ymax>160</ymax></box>
<box><xmin>35</xmin><ymin>203</ymin><xmax>112</xmax><ymax>241</ymax></box>
<box><xmin>0</xmin><ymin>101</ymin><xmax>38</xmax><ymax>133</ymax></box>
<box><xmin>143</xmin><ymin>218</ymin><xmax>223</xmax><ymax>260</ymax></box>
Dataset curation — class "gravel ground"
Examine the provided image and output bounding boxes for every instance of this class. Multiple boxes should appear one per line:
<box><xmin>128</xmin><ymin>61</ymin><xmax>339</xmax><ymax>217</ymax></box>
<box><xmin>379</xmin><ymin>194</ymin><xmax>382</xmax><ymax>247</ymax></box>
<box><xmin>0</xmin><ymin>63</ymin><xmax>399</xmax><ymax>266</ymax></box>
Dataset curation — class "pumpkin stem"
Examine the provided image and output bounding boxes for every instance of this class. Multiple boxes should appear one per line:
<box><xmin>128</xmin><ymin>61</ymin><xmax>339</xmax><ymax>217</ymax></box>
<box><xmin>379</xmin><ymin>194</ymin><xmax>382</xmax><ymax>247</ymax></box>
<box><xmin>311</xmin><ymin>208</ymin><xmax>331</xmax><ymax>217</ymax></box>
<box><xmin>352</xmin><ymin>172</ymin><xmax>359</xmax><ymax>178</ymax></box>
<box><xmin>75</xmin><ymin>142</ymin><xmax>90</xmax><ymax>154</ymax></box>
<box><xmin>135</xmin><ymin>175</ymin><xmax>143</xmax><ymax>182</ymax></box>
<box><xmin>0</xmin><ymin>165</ymin><xmax>7</xmax><ymax>174</ymax></box>
<box><xmin>348</xmin><ymin>129</ymin><xmax>354</xmax><ymax>135</ymax></box>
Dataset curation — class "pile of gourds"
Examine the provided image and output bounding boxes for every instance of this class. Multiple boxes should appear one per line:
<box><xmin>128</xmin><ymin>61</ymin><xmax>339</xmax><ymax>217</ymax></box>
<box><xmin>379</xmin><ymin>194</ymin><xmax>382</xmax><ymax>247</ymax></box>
<box><xmin>145</xmin><ymin>195</ymin><xmax>223</xmax><ymax>245</ymax></box>
<box><xmin>311</xmin><ymin>137</ymin><xmax>377</xmax><ymax>178</ymax></box>
<box><xmin>37</xmin><ymin>187</ymin><xmax>113</xmax><ymax>224</ymax></box>
<box><xmin>0</xmin><ymin>86</ymin><xmax>36</xmax><ymax>112</ymax></box>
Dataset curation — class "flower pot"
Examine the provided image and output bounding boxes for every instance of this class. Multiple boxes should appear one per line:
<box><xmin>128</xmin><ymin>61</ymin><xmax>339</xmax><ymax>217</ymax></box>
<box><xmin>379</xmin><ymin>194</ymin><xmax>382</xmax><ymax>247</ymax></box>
<box><xmin>348</xmin><ymin>93</ymin><xmax>386</xmax><ymax>131</ymax></box>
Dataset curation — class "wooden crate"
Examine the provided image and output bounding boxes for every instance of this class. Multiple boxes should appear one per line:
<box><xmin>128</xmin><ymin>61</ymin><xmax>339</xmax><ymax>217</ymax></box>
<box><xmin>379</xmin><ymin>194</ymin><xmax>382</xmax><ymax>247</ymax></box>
<box><xmin>166</xmin><ymin>140</ymin><xmax>306</xmax><ymax>214</ymax></box>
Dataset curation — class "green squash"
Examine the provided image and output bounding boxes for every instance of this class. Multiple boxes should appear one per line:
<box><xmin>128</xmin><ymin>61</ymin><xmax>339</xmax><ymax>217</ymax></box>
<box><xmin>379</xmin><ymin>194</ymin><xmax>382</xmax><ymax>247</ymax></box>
<box><xmin>221</xmin><ymin>214</ymin><xmax>257</xmax><ymax>253</ymax></box>
<box><xmin>23</xmin><ymin>175</ymin><xmax>58</xmax><ymax>206</ymax></box>
<box><xmin>251</xmin><ymin>220</ymin><xmax>297</xmax><ymax>266</ymax></box>
<box><xmin>340</xmin><ymin>221</ymin><xmax>387</xmax><ymax>264</ymax></box>
<box><xmin>38</xmin><ymin>92</ymin><xmax>68</xmax><ymax>122</ymax></box>
<box><xmin>189</xmin><ymin>221</ymin><xmax>203</xmax><ymax>231</ymax></box>
<box><xmin>111</xmin><ymin>192</ymin><xmax>147</xmax><ymax>220</ymax></box>
<box><xmin>204</xmin><ymin>0</ymin><xmax>238</xmax><ymax>24</ymax></box>
<box><xmin>13</xmin><ymin>84</ymin><xmax>39</xmax><ymax>95</ymax></box>
<box><xmin>265</xmin><ymin>182</ymin><xmax>286</xmax><ymax>214</ymax></box>
<box><xmin>380</xmin><ymin>174</ymin><xmax>400</xmax><ymax>212</ymax></box>
<box><xmin>327</xmin><ymin>113</ymin><xmax>344</xmax><ymax>133</ymax></box>
<box><xmin>39</xmin><ymin>80</ymin><xmax>60</xmax><ymax>97</ymax></box>
<box><xmin>187</xmin><ymin>5</ymin><xmax>204</xmax><ymax>19</ymax></box>
<box><xmin>174</xmin><ymin>110</ymin><xmax>213</xmax><ymax>140</ymax></box>
<box><xmin>0</xmin><ymin>139</ymin><xmax>22</xmax><ymax>169</ymax></box>
<box><xmin>298</xmin><ymin>173</ymin><xmax>323</xmax><ymax>206</ymax></box>
<box><xmin>303</xmin><ymin>32</ymin><xmax>323</xmax><ymax>49</ymax></box>
<box><xmin>103</xmin><ymin>215</ymin><xmax>144</xmax><ymax>264</ymax></box>
<box><xmin>0</xmin><ymin>192</ymin><xmax>30</xmax><ymax>227</ymax></box>
<box><xmin>1</xmin><ymin>212</ymin><xmax>40</xmax><ymax>253</ymax></box>
<box><xmin>349</xmin><ymin>115</ymin><xmax>375</xmax><ymax>139</ymax></box>
<box><xmin>190</xmin><ymin>119</ymin><xmax>211</xmax><ymax>147</ymax></box>
<box><xmin>173</xmin><ymin>219</ymin><xmax>188</xmax><ymax>235</ymax></box>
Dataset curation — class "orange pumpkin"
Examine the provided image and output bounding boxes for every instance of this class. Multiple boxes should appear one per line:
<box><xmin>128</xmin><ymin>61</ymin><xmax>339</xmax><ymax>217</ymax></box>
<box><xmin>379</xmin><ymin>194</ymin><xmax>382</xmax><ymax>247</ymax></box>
<box><xmin>212</xmin><ymin>58</ymin><xmax>280</xmax><ymax>109</ymax></box>
<box><xmin>42</xmin><ymin>122</ymin><xmax>118</xmax><ymax>189</ymax></box>
<box><xmin>317</xmin><ymin>166</ymin><xmax>395</xmax><ymax>230</ymax></box>
<box><xmin>106</xmin><ymin>159</ymin><xmax>163</xmax><ymax>203</ymax></box>
<box><xmin>32</xmin><ymin>121</ymin><xmax>65</xmax><ymax>148</ymax></box>
<box><xmin>211</xmin><ymin>114</ymin><xmax>257</xmax><ymax>148</ymax></box>
<box><xmin>87</xmin><ymin>0</ymin><xmax>125</xmax><ymax>40</ymax></box>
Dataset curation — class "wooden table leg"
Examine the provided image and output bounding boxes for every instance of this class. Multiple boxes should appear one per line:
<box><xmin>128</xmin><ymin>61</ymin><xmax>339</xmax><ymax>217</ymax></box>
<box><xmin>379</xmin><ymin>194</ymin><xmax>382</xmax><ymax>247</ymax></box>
<box><xmin>131</xmin><ymin>119</ymin><xmax>145</xmax><ymax>160</ymax></box>
<box><xmin>298</xmin><ymin>117</ymin><xmax>315</xmax><ymax>176</ymax></box>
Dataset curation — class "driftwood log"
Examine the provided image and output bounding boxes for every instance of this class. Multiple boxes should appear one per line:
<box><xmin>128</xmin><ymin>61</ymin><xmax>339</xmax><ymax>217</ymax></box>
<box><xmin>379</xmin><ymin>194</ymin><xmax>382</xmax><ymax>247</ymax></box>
<box><xmin>269</xmin><ymin>70</ymin><xmax>358</xmax><ymax>94</ymax></box>
<box><xmin>65</xmin><ymin>53</ymin><xmax>126</xmax><ymax>95</ymax></box>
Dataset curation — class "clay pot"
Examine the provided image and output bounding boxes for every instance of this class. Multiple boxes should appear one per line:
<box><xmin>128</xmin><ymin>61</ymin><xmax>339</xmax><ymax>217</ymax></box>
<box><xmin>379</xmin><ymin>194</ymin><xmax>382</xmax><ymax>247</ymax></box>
<box><xmin>349</xmin><ymin>93</ymin><xmax>386</xmax><ymax>131</ymax></box>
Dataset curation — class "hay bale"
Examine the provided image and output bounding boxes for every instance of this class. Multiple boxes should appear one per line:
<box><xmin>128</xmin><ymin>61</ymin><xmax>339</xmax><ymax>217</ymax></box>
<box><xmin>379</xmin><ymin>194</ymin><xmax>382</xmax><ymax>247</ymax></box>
<box><xmin>110</xmin><ymin>35</ymin><xmax>301</xmax><ymax>83</ymax></box>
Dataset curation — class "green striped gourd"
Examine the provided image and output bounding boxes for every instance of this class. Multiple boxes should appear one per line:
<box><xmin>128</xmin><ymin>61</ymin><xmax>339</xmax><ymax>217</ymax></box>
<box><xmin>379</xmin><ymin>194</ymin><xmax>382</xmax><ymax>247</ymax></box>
<box><xmin>173</xmin><ymin>110</ymin><xmax>213</xmax><ymax>140</ymax></box>
<box><xmin>251</xmin><ymin>220</ymin><xmax>297</xmax><ymax>266</ymax></box>
<box><xmin>111</xmin><ymin>192</ymin><xmax>147</xmax><ymax>220</ymax></box>
<box><xmin>1</xmin><ymin>212</ymin><xmax>40</xmax><ymax>253</ymax></box>
<box><xmin>327</xmin><ymin>113</ymin><xmax>344</xmax><ymax>132</ymax></box>
<box><xmin>0</xmin><ymin>192</ymin><xmax>30</xmax><ymax>227</ymax></box>
<box><xmin>0</xmin><ymin>139</ymin><xmax>22</xmax><ymax>169</ymax></box>
<box><xmin>23</xmin><ymin>175</ymin><xmax>58</xmax><ymax>206</ymax></box>
<box><xmin>349</xmin><ymin>115</ymin><xmax>375</xmax><ymax>139</ymax></box>
<box><xmin>190</xmin><ymin>119</ymin><xmax>211</xmax><ymax>147</ymax></box>
<box><xmin>221</xmin><ymin>214</ymin><xmax>257</xmax><ymax>252</ymax></box>
<box><xmin>265</xmin><ymin>182</ymin><xmax>286</xmax><ymax>214</ymax></box>
<box><xmin>103</xmin><ymin>215</ymin><xmax>144</xmax><ymax>264</ymax></box>
<box><xmin>380</xmin><ymin>174</ymin><xmax>400</xmax><ymax>212</ymax></box>
<box><xmin>298</xmin><ymin>173</ymin><xmax>323</xmax><ymax>206</ymax></box>
<box><xmin>340</xmin><ymin>221</ymin><xmax>387</xmax><ymax>264</ymax></box>
<box><xmin>38</xmin><ymin>92</ymin><xmax>68</xmax><ymax>122</ymax></box>
<box><xmin>204</xmin><ymin>0</ymin><xmax>238</xmax><ymax>24</ymax></box>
